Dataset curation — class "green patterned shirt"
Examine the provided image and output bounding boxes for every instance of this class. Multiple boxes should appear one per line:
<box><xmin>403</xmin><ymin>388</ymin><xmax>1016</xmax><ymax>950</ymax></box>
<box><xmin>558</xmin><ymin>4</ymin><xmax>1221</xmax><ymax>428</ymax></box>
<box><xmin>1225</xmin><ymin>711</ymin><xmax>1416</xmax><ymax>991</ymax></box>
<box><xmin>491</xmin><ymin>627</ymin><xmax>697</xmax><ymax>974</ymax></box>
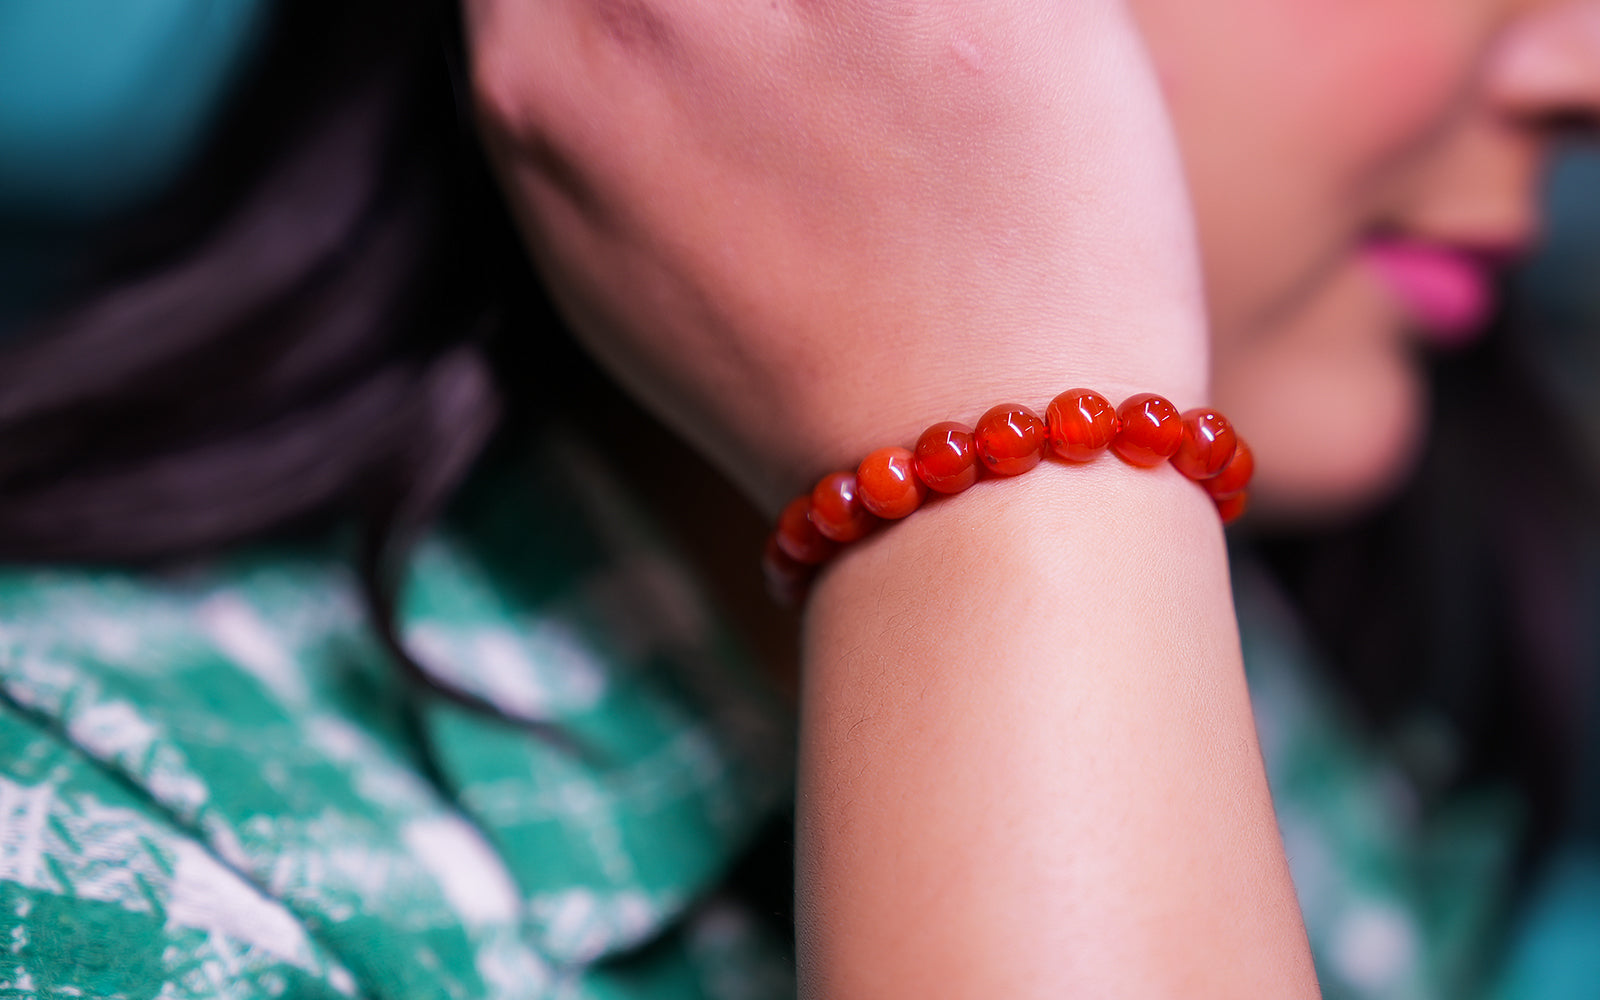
<box><xmin>0</xmin><ymin>429</ymin><xmax>795</xmax><ymax>1000</ymax></box>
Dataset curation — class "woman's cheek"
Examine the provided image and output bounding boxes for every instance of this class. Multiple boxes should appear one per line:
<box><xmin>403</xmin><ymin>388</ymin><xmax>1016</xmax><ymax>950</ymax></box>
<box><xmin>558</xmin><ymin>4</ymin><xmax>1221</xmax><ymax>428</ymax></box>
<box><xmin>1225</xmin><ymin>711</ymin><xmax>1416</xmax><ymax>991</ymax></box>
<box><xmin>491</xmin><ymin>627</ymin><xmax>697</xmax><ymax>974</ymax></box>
<box><xmin>1135</xmin><ymin>0</ymin><xmax>1473</xmax><ymax>339</ymax></box>
<box><xmin>1176</xmin><ymin>0</ymin><xmax>1494</xmax><ymax>358</ymax></box>
<box><xmin>1310</xmin><ymin>7</ymin><xmax>1483</xmax><ymax>195</ymax></box>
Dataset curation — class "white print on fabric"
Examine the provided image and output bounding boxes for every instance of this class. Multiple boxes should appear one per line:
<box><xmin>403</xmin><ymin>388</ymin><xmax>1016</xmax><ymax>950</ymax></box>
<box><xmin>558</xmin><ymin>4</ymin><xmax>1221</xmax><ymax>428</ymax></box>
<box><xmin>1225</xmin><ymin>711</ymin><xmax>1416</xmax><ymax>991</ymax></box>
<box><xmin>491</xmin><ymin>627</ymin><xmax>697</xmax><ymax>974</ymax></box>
<box><xmin>400</xmin><ymin>816</ymin><xmax>520</xmax><ymax>928</ymax></box>
<box><xmin>0</xmin><ymin>776</ymin><xmax>331</xmax><ymax>978</ymax></box>
<box><xmin>0</xmin><ymin>430</ymin><xmax>801</xmax><ymax>1000</ymax></box>
<box><xmin>406</xmin><ymin>618</ymin><xmax>607</xmax><ymax>720</ymax></box>
<box><xmin>197</xmin><ymin>595</ymin><xmax>312</xmax><ymax>708</ymax></box>
<box><xmin>303</xmin><ymin>714</ymin><xmax>441</xmax><ymax>814</ymax></box>
<box><xmin>529</xmin><ymin>887</ymin><xmax>665</xmax><ymax>966</ymax></box>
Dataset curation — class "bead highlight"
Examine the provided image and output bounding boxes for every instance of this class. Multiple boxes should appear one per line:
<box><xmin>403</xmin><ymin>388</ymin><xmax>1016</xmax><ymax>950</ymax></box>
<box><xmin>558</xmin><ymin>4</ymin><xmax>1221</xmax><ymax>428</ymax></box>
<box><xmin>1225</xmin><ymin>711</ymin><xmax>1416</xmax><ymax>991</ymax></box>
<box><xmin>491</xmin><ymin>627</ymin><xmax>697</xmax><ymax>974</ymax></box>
<box><xmin>1172</xmin><ymin>408</ymin><xmax>1238</xmax><ymax>481</ymax></box>
<box><xmin>914</xmin><ymin>421</ymin><xmax>981</xmax><ymax>494</ymax></box>
<box><xmin>975</xmin><ymin>403</ymin><xmax>1047</xmax><ymax>477</ymax></box>
<box><xmin>809</xmin><ymin>472</ymin><xmax>877</xmax><ymax>543</ymax></box>
<box><xmin>1047</xmin><ymin>388</ymin><xmax>1120</xmax><ymax>462</ymax></box>
<box><xmin>1110</xmin><ymin>393</ymin><xmax>1183</xmax><ymax>467</ymax></box>
<box><xmin>857</xmin><ymin>447</ymin><xmax>928</xmax><ymax>520</ymax></box>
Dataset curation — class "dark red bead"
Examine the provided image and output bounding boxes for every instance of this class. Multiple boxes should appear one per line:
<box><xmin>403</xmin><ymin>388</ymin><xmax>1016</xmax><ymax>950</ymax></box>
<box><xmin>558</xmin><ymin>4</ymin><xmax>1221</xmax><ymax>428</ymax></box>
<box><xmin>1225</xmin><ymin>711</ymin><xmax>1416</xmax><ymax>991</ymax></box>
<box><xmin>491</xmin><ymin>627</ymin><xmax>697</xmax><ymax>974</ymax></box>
<box><xmin>857</xmin><ymin>447</ymin><xmax>927</xmax><ymax>520</ymax></box>
<box><xmin>1215</xmin><ymin>490</ymin><xmax>1249</xmax><ymax>525</ymax></box>
<box><xmin>775</xmin><ymin>496</ymin><xmax>837</xmax><ymax>564</ymax></box>
<box><xmin>913</xmin><ymin>422</ymin><xmax>981</xmax><ymax>494</ymax></box>
<box><xmin>1046</xmin><ymin>388</ymin><xmax>1120</xmax><ymax>462</ymax></box>
<box><xmin>1111</xmin><ymin>393</ymin><xmax>1183</xmax><ymax>467</ymax></box>
<box><xmin>1203</xmin><ymin>438</ymin><xmax>1254</xmax><ymax>500</ymax></box>
<box><xmin>1171</xmin><ymin>408</ymin><xmax>1238</xmax><ymax>481</ymax></box>
<box><xmin>763</xmin><ymin>535</ymin><xmax>812</xmax><ymax>606</ymax></box>
<box><xmin>809</xmin><ymin>471</ymin><xmax>876</xmax><ymax>543</ymax></box>
<box><xmin>974</xmin><ymin>403</ymin><xmax>1047</xmax><ymax>477</ymax></box>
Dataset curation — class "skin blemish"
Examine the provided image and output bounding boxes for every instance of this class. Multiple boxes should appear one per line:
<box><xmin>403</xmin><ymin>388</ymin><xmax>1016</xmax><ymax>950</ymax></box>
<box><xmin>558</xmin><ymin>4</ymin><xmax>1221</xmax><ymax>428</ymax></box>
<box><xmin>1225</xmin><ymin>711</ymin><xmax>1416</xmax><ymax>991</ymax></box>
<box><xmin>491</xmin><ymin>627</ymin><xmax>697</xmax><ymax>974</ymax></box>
<box><xmin>950</xmin><ymin>37</ymin><xmax>984</xmax><ymax>74</ymax></box>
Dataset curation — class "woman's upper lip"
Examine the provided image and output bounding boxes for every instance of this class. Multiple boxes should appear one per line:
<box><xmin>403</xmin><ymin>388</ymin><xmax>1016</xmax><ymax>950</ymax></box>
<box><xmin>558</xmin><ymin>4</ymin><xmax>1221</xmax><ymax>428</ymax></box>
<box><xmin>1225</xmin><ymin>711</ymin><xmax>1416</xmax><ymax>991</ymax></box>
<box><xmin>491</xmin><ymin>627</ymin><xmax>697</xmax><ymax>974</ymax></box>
<box><xmin>1449</xmin><ymin>239</ymin><xmax>1534</xmax><ymax>270</ymax></box>
<box><xmin>1368</xmin><ymin>226</ymin><xmax>1537</xmax><ymax>268</ymax></box>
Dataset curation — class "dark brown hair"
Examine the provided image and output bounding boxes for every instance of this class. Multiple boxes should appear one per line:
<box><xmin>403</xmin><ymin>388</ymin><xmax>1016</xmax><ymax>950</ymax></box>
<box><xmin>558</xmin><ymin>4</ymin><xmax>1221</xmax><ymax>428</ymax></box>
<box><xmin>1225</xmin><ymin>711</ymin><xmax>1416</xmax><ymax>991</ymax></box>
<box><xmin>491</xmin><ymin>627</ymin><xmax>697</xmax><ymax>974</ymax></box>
<box><xmin>1262</xmin><ymin>310</ymin><xmax>1600</xmax><ymax>872</ymax></box>
<box><xmin>0</xmin><ymin>0</ymin><xmax>522</xmax><ymax>568</ymax></box>
<box><xmin>0</xmin><ymin>1</ymin><xmax>571</xmax><ymax>722</ymax></box>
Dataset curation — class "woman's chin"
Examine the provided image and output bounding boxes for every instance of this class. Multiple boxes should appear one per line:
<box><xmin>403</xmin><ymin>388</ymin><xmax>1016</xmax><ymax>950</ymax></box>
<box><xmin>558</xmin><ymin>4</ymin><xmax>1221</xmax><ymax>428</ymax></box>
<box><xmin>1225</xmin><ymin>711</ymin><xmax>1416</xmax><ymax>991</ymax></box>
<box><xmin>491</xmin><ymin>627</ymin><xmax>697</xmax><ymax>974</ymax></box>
<box><xmin>1210</xmin><ymin>259</ymin><xmax>1440</xmax><ymax>528</ymax></box>
<box><xmin>1213</xmin><ymin>341</ymin><xmax>1428</xmax><ymax>528</ymax></box>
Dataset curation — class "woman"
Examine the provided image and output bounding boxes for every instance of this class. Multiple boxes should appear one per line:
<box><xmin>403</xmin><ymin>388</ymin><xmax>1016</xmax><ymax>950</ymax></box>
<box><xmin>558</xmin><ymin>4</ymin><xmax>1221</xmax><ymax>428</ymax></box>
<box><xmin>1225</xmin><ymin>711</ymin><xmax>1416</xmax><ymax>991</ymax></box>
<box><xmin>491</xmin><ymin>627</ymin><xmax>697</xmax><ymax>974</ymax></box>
<box><xmin>470</xmin><ymin>0</ymin><xmax>1600</xmax><ymax>992</ymax></box>
<box><xmin>2</xmin><ymin>0</ymin><xmax>1598</xmax><ymax>996</ymax></box>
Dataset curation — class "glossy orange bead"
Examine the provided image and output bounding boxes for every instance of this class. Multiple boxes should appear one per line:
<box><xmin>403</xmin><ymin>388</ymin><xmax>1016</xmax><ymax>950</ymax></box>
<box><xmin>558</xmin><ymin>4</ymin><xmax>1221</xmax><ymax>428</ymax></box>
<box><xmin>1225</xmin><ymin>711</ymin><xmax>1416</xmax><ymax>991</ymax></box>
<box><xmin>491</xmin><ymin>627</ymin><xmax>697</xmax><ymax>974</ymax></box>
<box><xmin>1215</xmin><ymin>490</ymin><xmax>1249</xmax><ymax>525</ymax></box>
<box><xmin>974</xmin><ymin>404</ymin><xmax>1047</xmax><ymax>476</ymax></box>
<box><xmin>856</xmin><ymin>447</ymin><xmax>927</xmax><ymax>520</ymax></box>
<box><xmin>809</xmin><ymin>471</ymin><xmax>876</xmax><ymax>543</ymax></box>
<box><xmin>1046</xmin><ymin>388</ymin><xmax>1120</xmax><ymax>462</ymax></box>
<box><xmin>913</xmin><ymin>421</ymin><xmax>981</xmax><ymax>494</ymax></box>
<box><xmin>775</xmin><ymin>495</ymin><xmax>836</xmax><ymax>564</ymax></box>
<box><xmin>1110</xmin><ymin>393</ymin><xmax>1183</xmax><ymax>467</ymax></box>
<box><xmin>1203</xmin><ymin>438</ymin><xmax>1254</xmax><ymax>500</ymax></box>
<box><xmin>1171</xmin><ymin>408</ymin><xmax>1238</xmax><ymax>481</ymax></box>
<box><xmin>762</xmin><ymin>535</ymin><xmax>812</xmax><ymax>606</ymax></box>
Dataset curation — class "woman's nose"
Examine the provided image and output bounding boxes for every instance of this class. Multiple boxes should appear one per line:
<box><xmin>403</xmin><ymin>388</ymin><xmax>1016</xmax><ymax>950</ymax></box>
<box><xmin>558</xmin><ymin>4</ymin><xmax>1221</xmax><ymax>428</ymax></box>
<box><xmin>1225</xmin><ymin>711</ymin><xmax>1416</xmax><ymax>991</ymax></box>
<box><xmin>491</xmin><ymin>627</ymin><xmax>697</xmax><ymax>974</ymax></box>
<box><xmin>1492</xmin><ymin>0</ymin><xmax>1600</xmax><ymax>136</ymax></box>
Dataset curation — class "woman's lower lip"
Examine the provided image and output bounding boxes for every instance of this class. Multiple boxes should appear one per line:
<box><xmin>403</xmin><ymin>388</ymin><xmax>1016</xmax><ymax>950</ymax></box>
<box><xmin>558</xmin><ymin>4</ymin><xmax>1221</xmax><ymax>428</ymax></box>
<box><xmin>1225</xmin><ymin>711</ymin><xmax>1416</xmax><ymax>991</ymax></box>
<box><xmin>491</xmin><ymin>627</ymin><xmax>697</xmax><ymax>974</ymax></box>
<box><xmin>1360</xmin><ymin>239</ymin><xmax>1497</xmax><ymax>348</ymax></box>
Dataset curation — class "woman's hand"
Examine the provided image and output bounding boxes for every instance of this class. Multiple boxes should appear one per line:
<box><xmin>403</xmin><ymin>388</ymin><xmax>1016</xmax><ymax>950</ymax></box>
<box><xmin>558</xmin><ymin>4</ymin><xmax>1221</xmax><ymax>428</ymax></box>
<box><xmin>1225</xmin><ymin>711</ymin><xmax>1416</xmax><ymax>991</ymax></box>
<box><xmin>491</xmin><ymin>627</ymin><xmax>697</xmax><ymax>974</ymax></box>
<box><xmin>466</xmin><ymin>0</ymin><xmax>1207</xmax><ymax>508</ymax></box>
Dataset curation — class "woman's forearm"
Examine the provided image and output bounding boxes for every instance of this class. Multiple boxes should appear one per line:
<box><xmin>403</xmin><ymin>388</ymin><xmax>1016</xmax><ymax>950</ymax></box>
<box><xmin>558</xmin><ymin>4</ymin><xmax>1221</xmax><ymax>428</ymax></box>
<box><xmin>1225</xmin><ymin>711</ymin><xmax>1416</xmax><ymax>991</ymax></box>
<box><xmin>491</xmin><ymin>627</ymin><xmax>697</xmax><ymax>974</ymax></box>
<box><xmin>463</xmin><ymin>3</ymin><xmax>1313</xmax><ymax>985</ymax></box>
<box><xmin>796</xmin><ymin>456</ymin><xmax>1318</xmax><ymax>998</ymax></box>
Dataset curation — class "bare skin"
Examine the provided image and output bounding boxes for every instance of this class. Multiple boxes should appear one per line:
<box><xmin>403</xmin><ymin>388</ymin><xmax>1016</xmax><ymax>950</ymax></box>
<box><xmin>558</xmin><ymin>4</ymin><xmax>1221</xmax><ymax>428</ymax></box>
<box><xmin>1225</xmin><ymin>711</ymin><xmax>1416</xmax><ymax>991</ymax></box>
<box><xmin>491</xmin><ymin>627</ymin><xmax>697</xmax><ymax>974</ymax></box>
<box><xmin>798</xmin><ymin>460</ymin><xmax>1311</xmax><ymax>996</ymax></box>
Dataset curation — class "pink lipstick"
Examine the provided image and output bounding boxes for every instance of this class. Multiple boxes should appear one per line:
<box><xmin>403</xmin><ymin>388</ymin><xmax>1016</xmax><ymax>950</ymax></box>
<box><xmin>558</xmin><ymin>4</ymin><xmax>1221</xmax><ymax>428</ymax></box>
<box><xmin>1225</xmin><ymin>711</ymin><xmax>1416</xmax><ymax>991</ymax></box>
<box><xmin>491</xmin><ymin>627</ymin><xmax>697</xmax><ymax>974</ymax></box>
<box><xmin>1360</xmin><ymin>239</ymin><xmax>1503</xmax><ymax>349</ymax></box>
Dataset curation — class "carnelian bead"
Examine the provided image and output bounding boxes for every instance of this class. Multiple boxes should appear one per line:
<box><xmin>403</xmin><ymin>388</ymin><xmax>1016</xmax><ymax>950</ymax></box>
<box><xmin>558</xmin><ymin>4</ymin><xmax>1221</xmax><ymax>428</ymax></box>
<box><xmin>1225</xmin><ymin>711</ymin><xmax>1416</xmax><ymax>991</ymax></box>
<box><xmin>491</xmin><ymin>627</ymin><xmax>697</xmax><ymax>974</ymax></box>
<box><xmin>1204</xmin><ymin>438</ymin><xmax>1255</xmax><ymax>500</ymax></box>
<box><xmin>762</xmin><ymin>535</ymin><xmax>812</xmax><ymax>606</ymax></box>
<box><xmin>1171</xmin><ymin>408</ymin><xmax>1238</xmax><ymax>481</ymax></box>
<box><xmin>974</xmin><ymin>403</ymin><xmax>1047</xmax><ymax>476</ymax></box>
<box><xmin>809</xmin><ymin>471</ymin><xmax>876</xmax><ymax>543</ymax></box>
<box><xmin>775</xmin><ymin>495</ymin><xmax>836</xmax><ymax>564</ymax></box>
<box><xmin>1215</xmin><ymin>490</ymin><xmax>1249</xmax><ymax>525</ymax></box>
<box><xmin>1110</xmin><ymin>393</ymin><xmax>1183</xmax><ymax>467</ymax></box>
<box><xmin>913</xmin><ymin>422</ymin><xmax>981</xmax><ymax>494</ymax></box>
<box><xmin>857</xmin><ymin>447</ymin><xmax>927</xmax><ymax>520</ymax></box>
<box><xmin>1046</xmin><ymin>388</ymin><xmax>1120</xmax><ymax>462</ymax></box>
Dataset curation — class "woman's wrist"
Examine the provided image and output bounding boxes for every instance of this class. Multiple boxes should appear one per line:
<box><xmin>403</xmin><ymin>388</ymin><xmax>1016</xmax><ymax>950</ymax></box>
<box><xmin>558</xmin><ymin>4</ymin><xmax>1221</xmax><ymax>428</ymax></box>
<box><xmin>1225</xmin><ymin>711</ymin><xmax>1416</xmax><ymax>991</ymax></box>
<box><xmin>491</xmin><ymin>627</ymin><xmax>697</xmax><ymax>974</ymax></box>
<box><xmin>796</xmin><ymin>458</ymin><xmax>1315</xmax><ymax>997</ymax></box>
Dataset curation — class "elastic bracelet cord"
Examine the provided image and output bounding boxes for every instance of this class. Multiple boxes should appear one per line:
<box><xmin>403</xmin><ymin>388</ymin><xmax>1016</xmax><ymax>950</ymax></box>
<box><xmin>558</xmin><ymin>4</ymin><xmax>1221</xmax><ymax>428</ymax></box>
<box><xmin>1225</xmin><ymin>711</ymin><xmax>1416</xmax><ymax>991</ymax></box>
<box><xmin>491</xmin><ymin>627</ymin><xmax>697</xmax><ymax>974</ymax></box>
<box><xmin>763</xmin><ymin>388</ymin><xmax>1254</xmax><ymax>605</ymax></box>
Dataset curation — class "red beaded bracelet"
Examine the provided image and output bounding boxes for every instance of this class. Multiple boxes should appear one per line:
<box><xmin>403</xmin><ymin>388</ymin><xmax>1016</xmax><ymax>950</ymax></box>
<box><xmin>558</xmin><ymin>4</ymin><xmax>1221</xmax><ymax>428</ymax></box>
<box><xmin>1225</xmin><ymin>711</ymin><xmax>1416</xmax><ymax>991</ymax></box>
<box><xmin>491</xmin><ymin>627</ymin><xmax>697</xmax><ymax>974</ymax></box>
<box><xmin>763</xmin><ymin>389</ymin><xmax>1254</xmax><ymax>605</ymax></box>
